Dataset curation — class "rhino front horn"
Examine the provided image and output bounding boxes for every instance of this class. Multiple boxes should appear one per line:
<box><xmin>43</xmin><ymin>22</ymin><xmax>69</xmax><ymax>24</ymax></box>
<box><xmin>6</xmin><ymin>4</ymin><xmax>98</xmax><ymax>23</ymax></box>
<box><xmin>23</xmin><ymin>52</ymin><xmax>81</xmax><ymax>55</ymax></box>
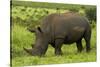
<box><xmin>23</xmin><ymin>47</ymin><xmax>32</xmax><ymax>55</ymax></box>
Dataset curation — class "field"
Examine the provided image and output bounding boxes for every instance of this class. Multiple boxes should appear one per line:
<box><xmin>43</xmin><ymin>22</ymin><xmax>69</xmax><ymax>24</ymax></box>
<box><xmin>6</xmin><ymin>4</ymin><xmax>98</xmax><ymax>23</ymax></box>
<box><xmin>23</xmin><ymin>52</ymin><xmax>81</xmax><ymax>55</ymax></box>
<box><xmin>12</xmin><ymin>24</ymin><xmax>96</xmax><ymax>67</ymax></box>
<box><xmin>11</xmin><ymin>1</ymin><xmax>96</xmax><ymax>67</ymax></box>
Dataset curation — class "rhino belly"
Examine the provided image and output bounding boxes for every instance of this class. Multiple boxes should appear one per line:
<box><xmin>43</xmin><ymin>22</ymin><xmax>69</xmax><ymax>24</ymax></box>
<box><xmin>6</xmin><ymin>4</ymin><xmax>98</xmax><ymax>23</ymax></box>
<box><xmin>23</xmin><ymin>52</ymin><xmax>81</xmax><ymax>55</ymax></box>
<box><xmin>63</xmin><ymin>27</ymin><xmax>85</xmax><ymax>44</ymax></box>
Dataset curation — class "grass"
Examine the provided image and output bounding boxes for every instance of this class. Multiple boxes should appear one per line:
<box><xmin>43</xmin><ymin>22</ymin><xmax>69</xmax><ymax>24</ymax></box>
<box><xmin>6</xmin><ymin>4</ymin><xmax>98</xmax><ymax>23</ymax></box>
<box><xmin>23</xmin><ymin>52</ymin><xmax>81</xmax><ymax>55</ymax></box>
<box><xmin>12</xmin><ymin>1</ymin><xmax>96</xmax><ymax>9</ymax></box>
<box><xmin>11</xmin><ymin>24</ymin><xmax>96</xmax><ymax>67</ymax></box>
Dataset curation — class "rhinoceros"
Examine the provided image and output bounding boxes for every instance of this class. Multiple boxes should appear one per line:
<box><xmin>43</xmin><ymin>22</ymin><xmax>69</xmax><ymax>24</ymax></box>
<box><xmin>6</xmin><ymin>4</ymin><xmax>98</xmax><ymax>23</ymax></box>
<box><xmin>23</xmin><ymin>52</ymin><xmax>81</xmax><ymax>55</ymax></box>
<box><xmin>24</xmin><ymin>12</ymin><xmax>91</xmax><ymax>56</ymax></box>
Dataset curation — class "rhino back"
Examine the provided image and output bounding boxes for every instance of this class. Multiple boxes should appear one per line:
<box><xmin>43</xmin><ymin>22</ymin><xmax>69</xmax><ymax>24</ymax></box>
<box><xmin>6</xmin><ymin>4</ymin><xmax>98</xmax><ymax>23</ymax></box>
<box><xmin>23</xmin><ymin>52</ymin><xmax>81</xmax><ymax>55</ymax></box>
<box><xmin>40</xmin><ymin>12</ymin><xmax>90</xmax><ymax>43</ymax></box>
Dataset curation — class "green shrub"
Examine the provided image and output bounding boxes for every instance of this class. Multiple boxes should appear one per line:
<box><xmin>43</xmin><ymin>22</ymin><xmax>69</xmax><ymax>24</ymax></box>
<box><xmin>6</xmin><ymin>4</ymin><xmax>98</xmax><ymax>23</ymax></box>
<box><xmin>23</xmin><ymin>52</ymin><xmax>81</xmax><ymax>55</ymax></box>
<box><xmin>91</xmin><ymin>21</ymin><xmax>96</xmax><ymax>28</ymax></box>
<box><xmin>85</xmin><ymin>7</ymin><xmax>96</xmax><ymax>23</ymax></box>
<box><xmin>12</xmin><ymin>24</ymin><xmax>35</xmax><ymax>58</ymax></box>
<box><xmin>69</xmin><ymin>7</ymin><xmax>79</xmax><ymax>12</ymax></box>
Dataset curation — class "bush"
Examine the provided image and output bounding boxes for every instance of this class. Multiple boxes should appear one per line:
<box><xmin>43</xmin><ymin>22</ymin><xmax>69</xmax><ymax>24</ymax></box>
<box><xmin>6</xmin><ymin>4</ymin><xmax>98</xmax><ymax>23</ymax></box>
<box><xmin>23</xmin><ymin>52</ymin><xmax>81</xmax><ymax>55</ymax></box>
<box><xmin>85</xmin><ymin>7</ymin><xmax>96</xmax><ymax>23</ymax></box>
<box><xmin>12</xmin><ymin>24</ymin><xmax>35</xmax><ymax>58</ymax></box>
<box><xmin>69</xmin><ymin>7</ymin><xmax>79</xmax><ymax>12</ymax></box>
<box><xmin>91</xmin><ymin>21</ymin><xmax>96</xmax><ymax>28</ymax></box>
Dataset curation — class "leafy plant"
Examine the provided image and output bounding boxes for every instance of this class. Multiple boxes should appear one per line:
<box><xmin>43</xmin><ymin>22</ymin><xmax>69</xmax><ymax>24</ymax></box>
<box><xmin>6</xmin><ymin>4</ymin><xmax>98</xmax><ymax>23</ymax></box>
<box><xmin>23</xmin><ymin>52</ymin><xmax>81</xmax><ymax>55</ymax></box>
<box><xmin>85</xmin><ymin>7</ymin><xmax>96</xmax><ymax>23</ymax></box>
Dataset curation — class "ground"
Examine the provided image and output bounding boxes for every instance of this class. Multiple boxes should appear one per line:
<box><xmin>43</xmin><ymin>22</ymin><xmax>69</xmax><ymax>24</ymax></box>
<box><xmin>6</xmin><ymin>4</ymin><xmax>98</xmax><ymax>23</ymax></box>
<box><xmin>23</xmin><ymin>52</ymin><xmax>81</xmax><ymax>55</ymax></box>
<box><xmin>11</xmin><ymin>24</ymin><xmax>96</xmax><ymax>67</ymax></box>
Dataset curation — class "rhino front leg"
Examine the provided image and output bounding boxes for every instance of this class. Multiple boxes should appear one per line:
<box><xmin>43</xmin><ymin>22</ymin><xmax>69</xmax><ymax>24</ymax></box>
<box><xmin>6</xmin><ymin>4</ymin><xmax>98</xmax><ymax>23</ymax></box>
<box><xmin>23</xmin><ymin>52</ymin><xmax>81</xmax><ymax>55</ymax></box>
<box><xmin>50</xmin><ymin>43</ymin><xmax>55</xmax><ymax>48</ymax></box>
<box><xmin>55</xmin><ymin>39</ymin><xmax>63</xmax><ymax>55</ymax></box>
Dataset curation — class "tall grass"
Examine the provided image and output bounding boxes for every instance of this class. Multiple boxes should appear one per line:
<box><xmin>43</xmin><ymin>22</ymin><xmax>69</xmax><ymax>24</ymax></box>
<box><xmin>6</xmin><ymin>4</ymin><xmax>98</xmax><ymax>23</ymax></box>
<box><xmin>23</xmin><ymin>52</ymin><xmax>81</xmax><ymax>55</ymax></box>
<box><xmin>11</xmin><ymin>24</ymin><xmax>96</xmax><ymax>67</ymax></box>
<box><xmin>12</xmin><ymin>24</ymin><xmax>35</xmax><ymax>57</ymax></box>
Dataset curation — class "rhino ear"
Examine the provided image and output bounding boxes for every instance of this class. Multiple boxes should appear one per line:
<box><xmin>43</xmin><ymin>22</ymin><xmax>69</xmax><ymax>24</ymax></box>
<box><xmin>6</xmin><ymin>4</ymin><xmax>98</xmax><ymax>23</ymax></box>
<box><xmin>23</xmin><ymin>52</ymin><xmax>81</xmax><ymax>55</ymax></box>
<box><xmin>37</xmin><ymin>27</ymin><xmax>43</xmax><ymax>33</ymax></box>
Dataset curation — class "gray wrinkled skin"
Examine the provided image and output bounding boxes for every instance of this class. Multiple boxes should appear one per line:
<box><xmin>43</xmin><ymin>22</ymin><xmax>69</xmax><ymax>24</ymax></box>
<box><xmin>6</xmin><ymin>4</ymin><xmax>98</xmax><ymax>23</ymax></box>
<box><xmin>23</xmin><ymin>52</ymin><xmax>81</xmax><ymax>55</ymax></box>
<box><xmin>24</xmin><ymin>12</ymin><xmax>91</xmax><ymax>56</ymax></box>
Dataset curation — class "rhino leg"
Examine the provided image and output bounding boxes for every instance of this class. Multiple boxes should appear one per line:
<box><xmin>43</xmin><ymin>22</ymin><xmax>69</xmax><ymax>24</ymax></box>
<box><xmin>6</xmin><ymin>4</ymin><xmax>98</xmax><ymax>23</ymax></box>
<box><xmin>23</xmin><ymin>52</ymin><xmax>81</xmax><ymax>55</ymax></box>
<box><xmin>76</xmin><ymin>39</ymin><xmax>83</xmax><ymax>52</ymax></box>
<box><xmin>55</xmin><ymin>39</ymin><xmax>63</xmax><ymax>55</ymax></box>
<box><xmin>84</xmin><ymin>29</ymin><xmax>91</xmax><ymax>52</ymax></box>
<box><xmin>50</xmin><ymin>43</ymin><xmax>55</xmax><ymax>48</ymax></box>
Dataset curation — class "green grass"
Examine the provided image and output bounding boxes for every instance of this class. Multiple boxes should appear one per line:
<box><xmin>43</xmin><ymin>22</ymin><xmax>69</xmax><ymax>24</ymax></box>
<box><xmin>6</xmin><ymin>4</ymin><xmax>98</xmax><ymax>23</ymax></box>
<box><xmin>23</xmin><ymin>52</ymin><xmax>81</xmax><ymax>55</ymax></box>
<box><xmin>12</xmin><ymin>1</ymin><xmax>96</xmax><ymax>9</ymax></box>
<box><xmin>11</xmin><ymin>24</ymin><xmax>96</xmax><ymax>67</ymax></box>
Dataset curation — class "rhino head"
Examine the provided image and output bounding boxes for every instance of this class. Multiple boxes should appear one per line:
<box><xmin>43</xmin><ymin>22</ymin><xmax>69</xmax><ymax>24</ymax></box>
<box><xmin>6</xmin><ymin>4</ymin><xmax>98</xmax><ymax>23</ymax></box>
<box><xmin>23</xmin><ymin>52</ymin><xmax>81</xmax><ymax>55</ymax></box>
<box><xmin>24</xmin><ymin>27</ymin><xmax>49</xmax><ymax>56</ymax></box>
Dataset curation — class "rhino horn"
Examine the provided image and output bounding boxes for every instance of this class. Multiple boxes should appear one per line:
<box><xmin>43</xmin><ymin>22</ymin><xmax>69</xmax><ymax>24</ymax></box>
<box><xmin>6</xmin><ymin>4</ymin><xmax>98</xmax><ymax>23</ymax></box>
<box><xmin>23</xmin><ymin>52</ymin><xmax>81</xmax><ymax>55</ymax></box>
<box><xmin>23</xmin><ymin>47</ymin><xmax>33</xmax><ymax>55</ymax></box>
<box><xmin>27</xmin><ymin>27</ymin><xmax>35</xmax><ymax>33</ymax></box>
<box><xmin>31</xmin><ymin>44</ymin><xmax>34</xmax><ymax>48</ymax></box>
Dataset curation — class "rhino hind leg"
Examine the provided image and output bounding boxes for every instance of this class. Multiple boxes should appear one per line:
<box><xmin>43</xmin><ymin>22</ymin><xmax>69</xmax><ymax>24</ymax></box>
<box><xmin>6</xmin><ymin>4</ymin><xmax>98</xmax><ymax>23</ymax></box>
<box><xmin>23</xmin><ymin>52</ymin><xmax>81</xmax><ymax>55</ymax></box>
<box><xmin>55</xmin><ymin>39</ymin><xmax>63</xmax><ymax>55</ymax></box>
<box><xmin>84</xmin><ymin>29</ymin><xmax>91</xmax><ymax>52</ymax></box>
<box><xmin>76</xmin><ymin>39</ymin><xmax>83</xmax><ymax>52</ymax></box>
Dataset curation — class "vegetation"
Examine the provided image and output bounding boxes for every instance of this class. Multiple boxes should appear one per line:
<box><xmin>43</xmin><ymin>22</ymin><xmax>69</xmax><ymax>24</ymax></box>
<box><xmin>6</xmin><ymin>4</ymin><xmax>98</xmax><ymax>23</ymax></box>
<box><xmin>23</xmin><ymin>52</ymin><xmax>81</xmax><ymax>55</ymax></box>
<box><xmin>12</xmin><ymin>24</ymin><xmax>96</xmax><ymax>67</ymax></box>
<box><xmin>11</xmin><ymin>1</ymin><xmax>96</xmax><ymax>67</ymax></box>
<box><xmin>85</xmin><ymin>7</ymin><xmax>96</xmax><ymax>23</ymax></box>
<box><xmin>11</xmin><ymin>1</ymin><xmax>96</xmax><ymax>27</ymax></box>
